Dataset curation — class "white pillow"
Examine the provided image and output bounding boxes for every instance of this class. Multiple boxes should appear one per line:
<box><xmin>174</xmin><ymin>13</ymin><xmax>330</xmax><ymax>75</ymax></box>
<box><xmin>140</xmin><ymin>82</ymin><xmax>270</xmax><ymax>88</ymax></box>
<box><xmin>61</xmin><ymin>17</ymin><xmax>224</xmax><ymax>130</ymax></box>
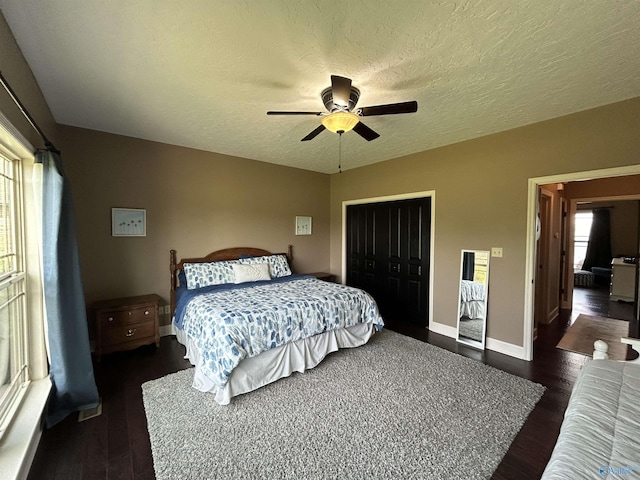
<box><xmin>232</xmin><ymin>263</ymin><xmax>271</xmax><ymax>284</ymax></box>
<box><xmin>238</xmin><ymin>254</ymin><xmax>292</xmax><ymax>278</ymax></box>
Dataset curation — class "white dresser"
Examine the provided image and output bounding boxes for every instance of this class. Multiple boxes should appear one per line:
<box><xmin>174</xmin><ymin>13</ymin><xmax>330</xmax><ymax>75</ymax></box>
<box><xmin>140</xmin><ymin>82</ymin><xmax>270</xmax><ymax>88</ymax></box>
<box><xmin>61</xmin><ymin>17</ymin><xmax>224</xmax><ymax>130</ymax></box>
<box><xmin>609</xmin><ymin>258</ymin><xmax>636</xmax><ymax>302</ymax></box>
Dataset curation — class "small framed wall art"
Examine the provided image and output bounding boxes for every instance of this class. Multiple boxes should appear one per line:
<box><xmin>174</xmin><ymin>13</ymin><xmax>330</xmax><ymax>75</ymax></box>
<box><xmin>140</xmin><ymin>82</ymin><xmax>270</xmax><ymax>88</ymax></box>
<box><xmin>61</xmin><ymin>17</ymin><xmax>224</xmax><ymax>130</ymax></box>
<box><xmin>295</xmin><ymin>216</ymin><xmax>312</xmax><ymax>235</ymax></box>
<box><xmin>112</xmin><ymin>208</ymin><xmax>146</xmax><ymax>237</ymax></box>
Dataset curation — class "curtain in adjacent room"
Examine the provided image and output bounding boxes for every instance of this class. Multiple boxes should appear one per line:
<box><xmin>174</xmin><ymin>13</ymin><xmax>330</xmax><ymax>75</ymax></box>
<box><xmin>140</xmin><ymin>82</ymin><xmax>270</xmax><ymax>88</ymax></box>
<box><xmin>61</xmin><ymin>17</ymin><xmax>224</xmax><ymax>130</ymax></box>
<box><xmin>582</xmin><ymin>208</ymin><xmax>612</xmax><ymax>272</ymax></box>
<box><xmin>462</xmin><ymin>252</ymin><xmax>475</xmax><ymax>281</ymax></box>
<box><xmin>35</xmin><ymin>149</ymin><xmax>99</xmax><ymax>427</ymax></box>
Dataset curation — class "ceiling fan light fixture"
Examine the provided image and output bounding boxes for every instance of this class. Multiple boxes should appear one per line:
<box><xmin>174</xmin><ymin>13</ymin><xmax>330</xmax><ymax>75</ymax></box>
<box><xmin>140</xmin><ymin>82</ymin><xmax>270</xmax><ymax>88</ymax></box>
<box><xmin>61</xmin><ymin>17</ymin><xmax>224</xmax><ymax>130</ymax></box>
<box><xmin>321</xmin><ymin>111</ymin><xmax>360</xmax><ymax>133</ymax></box>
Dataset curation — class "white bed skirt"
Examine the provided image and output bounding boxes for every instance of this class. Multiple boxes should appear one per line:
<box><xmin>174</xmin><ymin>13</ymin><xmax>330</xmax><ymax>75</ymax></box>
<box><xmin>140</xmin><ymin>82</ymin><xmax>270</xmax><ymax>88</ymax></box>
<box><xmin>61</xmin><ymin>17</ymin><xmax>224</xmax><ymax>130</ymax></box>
<box><xmin>172</xmin><ymin>322</ymin><xmax>376</xmax><ymax>405</ymax></box>
<box><xmin>459</xmin><ymin>299</ymin><xmax>486</xmax><ymax>321</ymax></box>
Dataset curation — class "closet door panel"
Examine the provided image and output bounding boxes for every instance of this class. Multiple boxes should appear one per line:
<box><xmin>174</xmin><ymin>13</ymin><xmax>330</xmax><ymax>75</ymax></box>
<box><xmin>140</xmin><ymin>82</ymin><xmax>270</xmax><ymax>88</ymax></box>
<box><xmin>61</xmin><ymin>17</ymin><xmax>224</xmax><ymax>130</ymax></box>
<box><xmin>346</xmin><ymin>197</ymin><xmax>431</xmax><ymax>326</ymax></box>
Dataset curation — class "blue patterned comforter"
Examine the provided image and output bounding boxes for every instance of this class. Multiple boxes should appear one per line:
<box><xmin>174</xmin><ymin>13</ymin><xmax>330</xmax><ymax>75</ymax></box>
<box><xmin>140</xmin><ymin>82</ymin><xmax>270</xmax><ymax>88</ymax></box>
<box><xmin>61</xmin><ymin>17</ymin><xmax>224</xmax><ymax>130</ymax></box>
<box><xmin>175</xmin><ymin>275</ymin><xmax>384</xmax><ymax>388</ymax></box>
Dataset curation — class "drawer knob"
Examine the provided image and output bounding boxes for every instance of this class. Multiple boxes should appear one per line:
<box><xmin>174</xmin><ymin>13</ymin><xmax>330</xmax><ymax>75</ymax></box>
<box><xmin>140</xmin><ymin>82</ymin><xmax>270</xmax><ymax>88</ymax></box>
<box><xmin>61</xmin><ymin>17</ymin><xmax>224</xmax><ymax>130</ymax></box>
<box><xmin>128</xmin><ymin>311</ymin><xmax>132</xmax><ymax>316</ymax></box>
<box><xmin>144</xmin><ymin>310</ymin><xmax>149</xmax><ymax>315</ymax></box>
<box><xmin>108</xmin><ymin>317</ymin><xmax>114</xmax><ymax>322</ymax></box>
<box><xmin>125</xmin><ymin>328</ymin><xmax>136</xmax><ymax>337</ymax></box>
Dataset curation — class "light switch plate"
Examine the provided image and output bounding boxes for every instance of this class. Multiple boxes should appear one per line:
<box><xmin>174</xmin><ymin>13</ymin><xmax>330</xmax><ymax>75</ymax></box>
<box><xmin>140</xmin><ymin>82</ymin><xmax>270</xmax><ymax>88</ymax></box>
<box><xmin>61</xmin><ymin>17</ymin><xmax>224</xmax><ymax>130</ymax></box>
<box><xmin>491</xmin><ymin>247</ymin><xmax>503</xmax><ymax>258</ymax></box>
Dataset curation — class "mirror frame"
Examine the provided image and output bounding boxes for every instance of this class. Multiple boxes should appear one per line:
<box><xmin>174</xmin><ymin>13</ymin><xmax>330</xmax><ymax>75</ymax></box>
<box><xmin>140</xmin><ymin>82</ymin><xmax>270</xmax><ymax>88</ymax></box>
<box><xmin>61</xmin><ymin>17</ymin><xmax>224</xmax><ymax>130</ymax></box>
<box><xmin>456</xmin><ymin>249</ymin><xmax>490</xmax><ymax>350</ymax></box>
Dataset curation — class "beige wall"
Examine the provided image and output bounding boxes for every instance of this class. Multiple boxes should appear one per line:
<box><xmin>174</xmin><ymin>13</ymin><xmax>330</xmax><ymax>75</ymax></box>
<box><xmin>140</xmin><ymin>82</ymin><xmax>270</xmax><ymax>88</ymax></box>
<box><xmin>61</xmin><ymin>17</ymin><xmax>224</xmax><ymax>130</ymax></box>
<box><xmin>564</xmin><ymin>174</ymin><xmax>640</xmax><ymax>199</ymax></box>
<box><xmin>330</xmin><ymin>98</ymin><xmax>640</xmax><ymax>348</ymax></box>
<box><xmin>58</xmin><ymin>126</ymin><xmax>330</xmax><ymax>327</ymax></box>
<box><xmin>609</xmin><ymin>201</ymin><xmax>639</xmax><ymax>257</ymax></box>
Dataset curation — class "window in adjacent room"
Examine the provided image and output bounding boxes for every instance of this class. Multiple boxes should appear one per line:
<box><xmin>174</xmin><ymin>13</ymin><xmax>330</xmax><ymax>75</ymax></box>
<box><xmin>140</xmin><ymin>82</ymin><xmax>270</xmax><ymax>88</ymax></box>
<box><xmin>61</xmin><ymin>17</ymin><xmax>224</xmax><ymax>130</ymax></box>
<box><xmin>573</xmin><ymin>210</ymin><xmax>593</xmax><ymax>270</ymax></box>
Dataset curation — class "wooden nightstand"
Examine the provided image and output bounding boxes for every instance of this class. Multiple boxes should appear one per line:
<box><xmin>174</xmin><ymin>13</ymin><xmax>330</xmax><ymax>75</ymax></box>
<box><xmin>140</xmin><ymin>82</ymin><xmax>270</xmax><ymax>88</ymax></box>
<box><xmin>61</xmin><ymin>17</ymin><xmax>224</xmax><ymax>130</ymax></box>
<box><xmin>93</xmin><ymin>294</ymin><xmax>161</xmax><ymax>361</ymax></box>
<box><xmin>309</xmin><ymin>272</ymin><xmax>336</xmax><ymax>283</ymax></box>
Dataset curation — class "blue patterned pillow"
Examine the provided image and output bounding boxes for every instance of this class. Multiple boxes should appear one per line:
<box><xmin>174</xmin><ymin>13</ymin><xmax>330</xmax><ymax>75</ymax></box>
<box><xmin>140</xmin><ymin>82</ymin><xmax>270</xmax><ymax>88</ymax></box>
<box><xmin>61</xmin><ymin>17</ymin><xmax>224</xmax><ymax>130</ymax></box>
<box><xmin>183</xmin><ymin>260</ymin><xmax>239</xmax><ymax>290</ymax></box>
<box><xmin>238</xmin><ymin>254</ymin><xmax>291</xmax><ymax>278</ymax></box>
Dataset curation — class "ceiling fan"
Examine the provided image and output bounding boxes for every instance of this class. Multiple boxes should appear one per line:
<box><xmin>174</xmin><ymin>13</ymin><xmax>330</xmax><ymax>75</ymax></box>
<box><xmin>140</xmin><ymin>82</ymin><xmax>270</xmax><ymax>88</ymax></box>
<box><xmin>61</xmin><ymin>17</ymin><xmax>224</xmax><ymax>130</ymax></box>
<box><xmin>267</xmin><ymin>75</ymin><xmax>418</xmax><ymax>141</ymax></box>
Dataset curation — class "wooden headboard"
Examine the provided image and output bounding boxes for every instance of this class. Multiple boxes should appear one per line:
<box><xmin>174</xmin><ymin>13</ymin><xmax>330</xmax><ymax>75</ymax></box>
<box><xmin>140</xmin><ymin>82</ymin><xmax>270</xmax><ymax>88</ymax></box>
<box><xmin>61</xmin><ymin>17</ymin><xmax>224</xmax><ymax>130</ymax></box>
<box><xmin>169</xmin><ymin>245</ymin><xmax>293</xmax><ymax>315</ymax></box>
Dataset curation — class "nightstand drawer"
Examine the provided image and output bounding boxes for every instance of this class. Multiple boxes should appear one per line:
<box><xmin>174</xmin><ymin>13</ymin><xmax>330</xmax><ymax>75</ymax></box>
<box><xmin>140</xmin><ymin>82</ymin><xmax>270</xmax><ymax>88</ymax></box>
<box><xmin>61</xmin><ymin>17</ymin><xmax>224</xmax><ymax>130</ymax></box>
<box><xmin>97</xmin><ymin>305</ymin><xmax>155</xmax><ymax>326</ymax></box>
<box><xmin>101</xmin><ymin>321</ymin><xmax>156</xmax><ymax>347</ymax></box>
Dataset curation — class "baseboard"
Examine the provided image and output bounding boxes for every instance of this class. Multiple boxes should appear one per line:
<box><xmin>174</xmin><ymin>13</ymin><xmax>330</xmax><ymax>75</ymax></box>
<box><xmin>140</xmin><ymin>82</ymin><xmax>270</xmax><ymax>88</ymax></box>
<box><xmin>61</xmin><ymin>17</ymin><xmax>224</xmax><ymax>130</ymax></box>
<box><xmin>428</xmin><ymin>321</ymin><xmax>457</xmax><ymax>338</ymax></box>
<box><xmin>486</xmin><ymin>337</ymin><xmax>527</xmax><ymax>359</ymax></box>
<box><xmin>429</xmin><ymin>321</ymin><xmax>527</xmax><ymax>360</ymax></box>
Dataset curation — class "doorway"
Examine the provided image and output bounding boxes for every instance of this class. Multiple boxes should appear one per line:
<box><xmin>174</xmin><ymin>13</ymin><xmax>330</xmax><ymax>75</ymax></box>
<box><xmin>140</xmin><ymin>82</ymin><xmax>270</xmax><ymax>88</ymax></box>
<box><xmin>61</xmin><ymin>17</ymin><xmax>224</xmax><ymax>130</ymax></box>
<box><xmin>571</xmin><ymin>200</ymin><xmax>638</xmax><ymax>322</ymax></box>
<box><xmin>524</xmin><ymin>166</ymin><xmax>640</xmax><ymax>361</ymax></box>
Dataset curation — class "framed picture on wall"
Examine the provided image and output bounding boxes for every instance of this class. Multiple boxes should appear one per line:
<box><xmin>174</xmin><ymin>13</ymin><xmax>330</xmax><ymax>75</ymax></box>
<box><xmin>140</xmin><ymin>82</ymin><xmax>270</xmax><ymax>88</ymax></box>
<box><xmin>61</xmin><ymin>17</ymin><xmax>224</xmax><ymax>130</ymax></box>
<box><xmin>112</xmin><ymin>208</ymin><xmax>146</xmax><ymax>237</ymax></box>
<box><xmin>295</xmin><ymin>216</ymin><xmax>312</xmax><ymax>235</ymax></box>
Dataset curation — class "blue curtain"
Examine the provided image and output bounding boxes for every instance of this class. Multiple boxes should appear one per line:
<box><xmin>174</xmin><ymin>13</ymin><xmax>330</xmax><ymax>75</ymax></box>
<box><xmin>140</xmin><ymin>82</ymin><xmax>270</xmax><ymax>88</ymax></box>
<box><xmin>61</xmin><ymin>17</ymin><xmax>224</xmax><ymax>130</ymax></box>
<box><xmin>36</xmin><ymin>149</ymin><xmax>99</xmax><ymax>427</ymax></box>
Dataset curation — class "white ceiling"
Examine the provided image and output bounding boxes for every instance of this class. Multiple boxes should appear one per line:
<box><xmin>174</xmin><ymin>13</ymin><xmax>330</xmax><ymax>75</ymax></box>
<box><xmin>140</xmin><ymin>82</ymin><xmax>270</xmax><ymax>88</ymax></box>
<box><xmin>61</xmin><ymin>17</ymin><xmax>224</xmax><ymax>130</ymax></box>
<box><xmin>1</xmin><ymin>1</ymin><xmax>639</xmax><ymax>174</ymax></box>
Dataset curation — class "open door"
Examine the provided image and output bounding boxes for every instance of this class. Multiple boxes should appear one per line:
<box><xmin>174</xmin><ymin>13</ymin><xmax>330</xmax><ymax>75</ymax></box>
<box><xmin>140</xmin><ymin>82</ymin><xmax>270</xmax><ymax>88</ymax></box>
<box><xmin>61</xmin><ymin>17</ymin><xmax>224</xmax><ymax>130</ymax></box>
<box><xmin>534</xmin><ymin>190</ymin><xmax>551</xmax><ymax>334</ymax></box>
<box><xmin>534</xmin><ymin>186</ymin><xmax>562</xmax><ymax>328</ymax></box>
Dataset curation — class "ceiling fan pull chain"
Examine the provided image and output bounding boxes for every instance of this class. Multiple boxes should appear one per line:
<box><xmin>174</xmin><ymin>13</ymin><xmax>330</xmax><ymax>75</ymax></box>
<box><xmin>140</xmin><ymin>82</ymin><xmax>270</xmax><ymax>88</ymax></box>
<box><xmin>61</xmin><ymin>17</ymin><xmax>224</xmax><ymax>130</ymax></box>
<box><xmin>338</xmin><ymin>131</ymin><xmax>343</xmax><ymax>173</ymax></box>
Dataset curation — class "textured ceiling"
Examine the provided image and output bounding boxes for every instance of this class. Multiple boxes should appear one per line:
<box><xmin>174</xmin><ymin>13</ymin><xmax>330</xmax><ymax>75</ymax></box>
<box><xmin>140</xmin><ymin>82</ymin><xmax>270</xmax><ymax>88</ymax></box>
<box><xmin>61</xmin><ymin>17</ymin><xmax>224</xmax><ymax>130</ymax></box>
<box><xmin>1</xmin><ymin>1</ymin><xmax>639</xmax><ymax>173</ymax></box>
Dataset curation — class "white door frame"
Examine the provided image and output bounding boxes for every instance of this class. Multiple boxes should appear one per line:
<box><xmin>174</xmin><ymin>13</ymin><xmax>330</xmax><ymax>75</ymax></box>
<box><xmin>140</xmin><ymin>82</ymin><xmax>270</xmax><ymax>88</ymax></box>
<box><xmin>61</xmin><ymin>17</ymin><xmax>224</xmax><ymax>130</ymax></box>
<box><xmin>524</xmin><ymin>165</ymin><xmax>640</xmax><ymax>361</ymax></box>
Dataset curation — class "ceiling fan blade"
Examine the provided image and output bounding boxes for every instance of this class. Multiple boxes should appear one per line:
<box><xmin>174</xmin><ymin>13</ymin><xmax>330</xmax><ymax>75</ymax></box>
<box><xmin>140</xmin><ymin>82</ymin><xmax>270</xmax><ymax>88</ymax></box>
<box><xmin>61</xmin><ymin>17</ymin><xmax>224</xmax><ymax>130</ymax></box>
<box><xmin>359</xmin><ymin>101</ymin><xmax>418</xmax><ymax>116</ymax></box>
<box><xmin>331</xmin><ymin>75</ymin><xmax>352</xmax><ymax>108</ymax></box>
<box><xmin>353</xmin><ymin>122</ymin><xmax>380</xmax><ymax>141</ymax></box>
<box><xmin>301</xmin><ymin>125</ymin><xmax>326</xmax><ymax>141</ymax></box>
<box><xmin>267</xmin><ymin>111</ymin><xmax>323</xmax><ymax>115</ymax></box>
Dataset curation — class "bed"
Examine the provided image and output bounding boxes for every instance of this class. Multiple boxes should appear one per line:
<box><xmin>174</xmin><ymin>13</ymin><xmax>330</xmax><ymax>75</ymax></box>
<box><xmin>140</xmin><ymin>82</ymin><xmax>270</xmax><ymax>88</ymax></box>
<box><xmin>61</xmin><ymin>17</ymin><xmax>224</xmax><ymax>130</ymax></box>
<box><xmin>541</xmin><ymin>338</ymin><xmax>640</xmax><ymax>479</ymax></box>
<box><xmin>459</xmin><ymin>279</ymin><xmax>486</xmax><ymax>321</ymax></box>
<box><xmin>169</xmin><ymin>246</ymin><xmax>384</xmax><ymax>404</ymax></box>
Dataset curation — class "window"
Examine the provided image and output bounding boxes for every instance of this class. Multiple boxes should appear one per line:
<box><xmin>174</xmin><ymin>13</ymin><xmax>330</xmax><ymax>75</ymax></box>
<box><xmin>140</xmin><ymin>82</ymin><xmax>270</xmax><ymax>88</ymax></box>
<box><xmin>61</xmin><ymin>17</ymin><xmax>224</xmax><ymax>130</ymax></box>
<box><xmin>574</xmin><ymin>211</ymin><xmax>593</xmax><ymax>270</ymax></box>
<box><xmin>0</xmin><ymin>111</ymin><xmax>49</xmax><ymax>477</ymax></box>
<box><xmin>0</xmin><ymin>150</ymin><xmax>28</xmax><ymax>439</ymax></box>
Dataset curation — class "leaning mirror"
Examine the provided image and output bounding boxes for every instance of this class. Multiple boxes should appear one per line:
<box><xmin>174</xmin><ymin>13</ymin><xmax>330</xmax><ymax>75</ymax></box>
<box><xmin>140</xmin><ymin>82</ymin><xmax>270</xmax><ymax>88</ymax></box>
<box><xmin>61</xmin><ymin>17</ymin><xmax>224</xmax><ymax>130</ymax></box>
<box><xmin>456</xmin><ymin>250</ymin><xmax>490</xmax><ymax>350</ymax></box>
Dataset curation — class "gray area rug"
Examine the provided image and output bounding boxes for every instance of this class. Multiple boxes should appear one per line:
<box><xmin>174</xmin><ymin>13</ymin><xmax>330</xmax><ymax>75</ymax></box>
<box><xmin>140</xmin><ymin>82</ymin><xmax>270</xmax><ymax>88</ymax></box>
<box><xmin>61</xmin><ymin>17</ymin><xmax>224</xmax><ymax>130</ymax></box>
<box><xmin>459</xmin><ymin>317</ymin><xmax>484</xmax><ymax>342</ymax></box>
<box><xmin>143</xmin><ymin>329</ymin><xmax>545</xmax><ymax>479</ymax></box>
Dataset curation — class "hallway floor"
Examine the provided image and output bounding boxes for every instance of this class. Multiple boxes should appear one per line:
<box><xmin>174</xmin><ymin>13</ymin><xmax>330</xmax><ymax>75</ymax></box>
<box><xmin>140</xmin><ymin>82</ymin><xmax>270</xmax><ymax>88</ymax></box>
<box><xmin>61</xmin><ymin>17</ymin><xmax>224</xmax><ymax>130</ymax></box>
<box><xmin>573</xmin><ymin>285</ymin><xmax>635</xmax><ymax>322</ymax></box>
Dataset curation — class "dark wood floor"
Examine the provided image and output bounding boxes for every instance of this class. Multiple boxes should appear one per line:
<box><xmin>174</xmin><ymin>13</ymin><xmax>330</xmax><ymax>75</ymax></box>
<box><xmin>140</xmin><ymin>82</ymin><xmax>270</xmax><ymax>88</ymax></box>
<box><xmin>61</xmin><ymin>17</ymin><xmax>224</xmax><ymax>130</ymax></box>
<box><xmin>28</xmin><ymin>339</ymin><xmax>192</xmax><ymax>480</ymax></box>
<box><xmin>573</xmin><ymin>285</ymin><xmax>635</xmax><ymax>323</ymax></box>
<box><xmin>27</xmin><ymin>305</ymin><xmax>634</xmax><ymax>480</ymax></box>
